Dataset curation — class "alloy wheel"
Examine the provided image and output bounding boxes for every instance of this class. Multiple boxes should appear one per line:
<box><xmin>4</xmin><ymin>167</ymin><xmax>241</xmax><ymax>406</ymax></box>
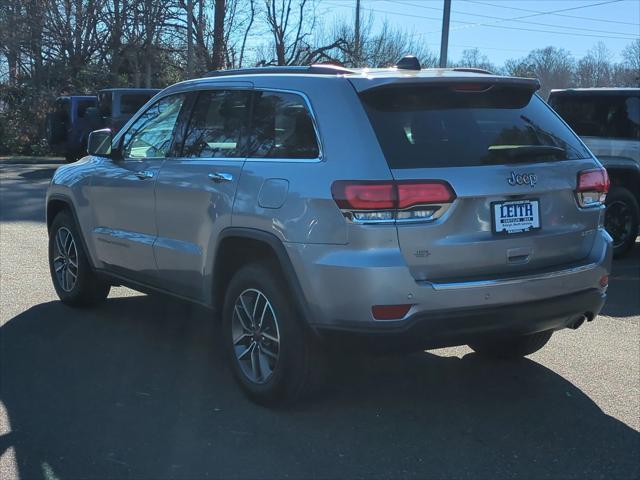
<box><xmin>231</xmin><ymin>288</ymin><xmax>281</xmax><ymax>384</ymax></box>
<box><xmin>605</xmin><ymin>200</ymin><xmax>633</xmax><ymax>249</ymax></box>
<box><xmin>53</xmin><ymin>227</ymin><xmax>79</xmax><ymax>292</ymax></box>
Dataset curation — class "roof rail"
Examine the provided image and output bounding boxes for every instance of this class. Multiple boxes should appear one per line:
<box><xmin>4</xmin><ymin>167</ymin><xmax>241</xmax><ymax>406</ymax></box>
<box><xmin>204</xmin><ymin>64</ymin><xmax>355</xmax><ymax>78</ymax></box>
<box><xmin>451</xmin><ymin>67</ymin><xmax>494</xmax><ymax>75</ymax></box>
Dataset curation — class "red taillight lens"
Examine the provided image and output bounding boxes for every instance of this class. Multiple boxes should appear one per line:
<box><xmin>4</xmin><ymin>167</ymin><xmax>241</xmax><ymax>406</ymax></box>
<box><xmin>331</xmin><ymin>182</ymin><xmax>396</xmax><ymax>210</ymax></box>
<box><xmin>397</xmin><ymin>182</ymin><xmax>455</xmax><ymax>209</ymax></box>
<box><xmin>332</xmin><ymin>181</ymin><xmax>455</xmax><ymax>211</ymax></box>
<box><xmin>578</xmin><ymin>168</ymin><xmax>609</xmax><ymax>193</ymax></box>
<box><xmin>576</xmin><ymin>168</ymin><xmax>609</xmax><ymax>207</ymax></box>
<box><xmin>372</xmin><ymin>304</ymin><xmax>414</xmax><ymax>320</ymax></box>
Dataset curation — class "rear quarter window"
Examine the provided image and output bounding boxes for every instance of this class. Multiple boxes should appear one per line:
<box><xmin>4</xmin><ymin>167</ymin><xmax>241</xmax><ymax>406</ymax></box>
<box><xmin>247</xmin><ymin>91</ymin><xmax>319</xmax><ymax>159</ymax></box>
<box><xmin>360</xmin><ymin>85</ymin><xmax>591</xmax><ymax>169</ymax></box>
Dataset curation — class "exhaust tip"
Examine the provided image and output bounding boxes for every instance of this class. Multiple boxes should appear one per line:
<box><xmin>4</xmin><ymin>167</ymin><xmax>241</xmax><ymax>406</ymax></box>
<box><xmin>569</xmin><ymin>315</ymin><xmax>587</xmax><ymax>330</ymax></box>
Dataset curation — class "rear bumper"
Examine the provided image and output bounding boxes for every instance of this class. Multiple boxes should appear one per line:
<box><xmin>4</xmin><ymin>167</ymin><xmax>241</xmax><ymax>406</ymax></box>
<box><xmin>285</xmin><ymin>228</ymin><xmax>612</xmax><ymax>347</ymax></box>
<box><xmin>316</xmin><ymin>288</ymin><xmax>605</xmax><ymax>349</ymax></box>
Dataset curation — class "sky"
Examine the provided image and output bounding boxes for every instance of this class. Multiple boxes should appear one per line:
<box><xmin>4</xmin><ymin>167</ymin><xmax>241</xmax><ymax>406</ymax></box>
<box><xmin>317</xmin><ymin>0</ymin><xmax>640</xmax><ymax>65</ymax></box>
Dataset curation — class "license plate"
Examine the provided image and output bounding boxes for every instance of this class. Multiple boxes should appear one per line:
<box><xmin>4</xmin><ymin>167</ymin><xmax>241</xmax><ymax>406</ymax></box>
<box><xmin>492</xmin><ymin>199</ymin><xmax>540</xmax><ymax>235</ymax></box>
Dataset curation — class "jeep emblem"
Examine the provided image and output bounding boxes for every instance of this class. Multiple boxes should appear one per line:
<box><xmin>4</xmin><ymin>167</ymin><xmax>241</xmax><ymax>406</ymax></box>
<box><xmin>508</xmin><ymin>171</ymin><xmax>537</xmax><ymax>188</ymax></box>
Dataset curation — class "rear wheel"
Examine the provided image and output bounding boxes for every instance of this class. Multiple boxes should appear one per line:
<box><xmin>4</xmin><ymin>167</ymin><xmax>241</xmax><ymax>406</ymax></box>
<box><xmin>605</xmin><ymin>186</ymin><xmax>639</xmax><ymax>257</ymax></box>
<box><xmin>48</xmin><ymin>211</ymin><xmax>110</xmax><ymax>306</ymax></box>
<box><xmin>222</xmin><ymin>262</ymin><xmax>325</xmax><ymax>406</ymax></box>
<box><xmin>468</xmin><ymin>330</ymin><xmax>553</xmax><ymax>359</ymax></box>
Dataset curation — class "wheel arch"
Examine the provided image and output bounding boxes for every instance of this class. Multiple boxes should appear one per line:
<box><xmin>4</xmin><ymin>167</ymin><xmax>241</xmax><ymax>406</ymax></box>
<box><xmin>46</xmin><ymin>194</ymin><xmax>97</xmax><ymax>268</ymax></box>
<box><xmin>211</xmin><ymin>228</ymin><xmax>317</xmax><ymax>332</ymax></box>
<box><xmin>606</xmin><ymin>166</ymin><xmax>640</xmax><ymax>203</ymax></box>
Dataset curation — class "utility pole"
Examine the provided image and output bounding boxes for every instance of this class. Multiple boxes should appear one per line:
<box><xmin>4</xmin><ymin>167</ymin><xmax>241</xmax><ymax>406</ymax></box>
<box><xmin>186</xmin><ymin>0</ymin><xmax>194</xmax><ymax>76</ymax></box>
<box><xmin>439</xmin><ymin>0</ymin><xmax>451</xmax><ymax>68</ymax></box>
<box><xmin>354</xmin><ymin>0</ymin><xmax>361</xmax><ymax>67</ymax></box>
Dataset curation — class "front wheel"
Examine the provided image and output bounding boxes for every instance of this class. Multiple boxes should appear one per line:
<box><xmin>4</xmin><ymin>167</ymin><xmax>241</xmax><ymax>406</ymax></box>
<box><xmin>468</xmin><ymin>330</ymin><xmax>553</xmax><ymax>359</ymax></box>
<box><xmin>222</xmin><ymin>262</ymin><xmax>325</xmax><ymax>406</ymax></box>
<box><xmin>605</xmin><ymin>186</ymin><xmax>639</xmax><ymax>257</ymax></box>
<box><xmin>48</xmin><ymin>211</ymin><xmax>110</xmax><ymax>306</ymax></box>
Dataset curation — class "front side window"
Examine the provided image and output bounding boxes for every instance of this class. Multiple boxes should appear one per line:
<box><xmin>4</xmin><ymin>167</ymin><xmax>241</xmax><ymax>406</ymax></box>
<box><xmin>182</xmin><ymin>90</ymin><xmax>251</xmax><ymax>158</ymax></box>
<box><xmin>248</xmin><ymin>91</ymin><xmax>320</xmax><ymax>159</ymax></box>
<box><xmin>122</xmin><ymin>94</ymin><xmax>185</xmax><ymax>159</ymax></box>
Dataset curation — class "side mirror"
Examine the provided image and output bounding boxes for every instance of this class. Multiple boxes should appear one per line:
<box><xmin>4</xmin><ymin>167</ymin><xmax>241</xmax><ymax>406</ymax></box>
<box><xmin>87</xmin><ymin>129</ymin><xmax>112</xmax><ymax>157</ymax></box>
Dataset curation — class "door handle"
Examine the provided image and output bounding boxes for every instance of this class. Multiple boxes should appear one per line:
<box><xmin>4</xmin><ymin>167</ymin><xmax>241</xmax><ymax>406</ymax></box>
<box><xmin>134</xmin><ymin>170</ymin><xmax>154</xmax><ymax>180</ymax></box>
<box><xmin>208</xmin><ymin>172</ymin><xmax>233</xmax><ymax>183</ymax></box>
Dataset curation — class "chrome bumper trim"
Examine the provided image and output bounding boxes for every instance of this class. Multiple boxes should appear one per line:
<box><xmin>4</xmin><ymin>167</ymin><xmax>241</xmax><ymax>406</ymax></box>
<box><xmin>426</xmin><ymin>262</ymin><xmax>600</xmax><ymax>291</ymax></box>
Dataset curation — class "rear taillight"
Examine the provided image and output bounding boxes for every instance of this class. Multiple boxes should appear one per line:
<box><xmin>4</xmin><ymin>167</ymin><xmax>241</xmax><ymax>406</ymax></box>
<box><xmin>576</xmin><ymin>168</ymin><xmax>609</xmax><ymax>208</ymax></box>
<box><xmin>332</xmin><ymin>180</ymin><xmax>456</xmax><ymax>223</ymax></box>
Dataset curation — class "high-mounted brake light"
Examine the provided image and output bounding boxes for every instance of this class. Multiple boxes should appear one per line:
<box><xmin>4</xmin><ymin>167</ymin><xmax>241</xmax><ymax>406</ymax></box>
<box><xmin>451</xmin><ymin>83</ymin><xmax>492</xmax><ymax>92</ymax></box>
<box><xmin>576</xmin><ymin>167</ymin><xmax>609</xmax><ymax>208</ymax></box>
<box><xmin>332</xmin><ymin>180</ymin><xmax>456</xmax><ymax>223</ymax></box>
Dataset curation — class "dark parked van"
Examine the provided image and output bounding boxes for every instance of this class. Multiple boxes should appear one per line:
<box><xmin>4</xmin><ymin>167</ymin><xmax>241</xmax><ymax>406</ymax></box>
<box><xmin>47</xmin><ymin>88</ymin><xmax>160</xmax><ymax>162</ymax></box>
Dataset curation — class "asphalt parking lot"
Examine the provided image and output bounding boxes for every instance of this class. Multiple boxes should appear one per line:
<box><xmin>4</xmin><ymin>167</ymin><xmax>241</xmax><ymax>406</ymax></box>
<box><xmin>1</xmin><ymin>162</ymin><xmax>638</xmax><ymax>479</ymax></box>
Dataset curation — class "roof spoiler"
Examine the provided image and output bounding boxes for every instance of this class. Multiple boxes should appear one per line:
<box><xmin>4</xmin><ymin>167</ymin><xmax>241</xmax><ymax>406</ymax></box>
<box><xmin>351</xmin><ymin>75</ymin><xmax>541</xmax><ymax>93</ymax></box>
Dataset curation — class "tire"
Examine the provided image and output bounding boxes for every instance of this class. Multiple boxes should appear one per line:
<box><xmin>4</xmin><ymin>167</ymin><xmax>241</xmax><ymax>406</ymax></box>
<box><xmin>468</xmin><ymin>330</ymin><xmax>553</xmax><ymax>359</ymax></box>
<box><xmin>48</xmin><ymin>210</ymin><xmax>110</xmax><ymax>306</ymax></box>
<box><xmin>222</xmin><ymin>261</ymin><xmax>325</xmax><ymax>407</ymax></box>
<box><xmin>605</xmin><ymin>186</ymin><xmax>639</xmax><ymax>257</ymax></box>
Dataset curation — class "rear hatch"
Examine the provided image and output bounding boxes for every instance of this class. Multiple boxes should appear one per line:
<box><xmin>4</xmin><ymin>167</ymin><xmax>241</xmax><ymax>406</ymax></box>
<box><xmin>355</xmin><ymin>76</ymin><xmax>602</xmax><ymax>282</ymax></box>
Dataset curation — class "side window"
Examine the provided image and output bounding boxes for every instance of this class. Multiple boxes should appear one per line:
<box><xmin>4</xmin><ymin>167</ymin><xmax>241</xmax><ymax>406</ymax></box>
<box><xmin>122</xmin><ymin>94</ymin><xmax>185</xmax><ymax>159</ymax></box>
<box><xmin>248</xmin><ymin>91</ymin><xmax>320</xmax><ymax>159</ymax></box>
<box><xmin>182</xmin><ymin>90</ymin><xmax>251</xmax><ymax>158</ymax></box>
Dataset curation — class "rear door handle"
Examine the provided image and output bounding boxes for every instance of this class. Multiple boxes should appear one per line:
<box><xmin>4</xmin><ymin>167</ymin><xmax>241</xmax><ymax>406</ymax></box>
<box><xmin>208</xmin><ymin>172</ymin><xmax>233</xmax><ymax>183</ymax></box>
<box><xmin>134</xmin><ymin>170</ymin><xmax>154</xmax><ymax>180</ymax></box>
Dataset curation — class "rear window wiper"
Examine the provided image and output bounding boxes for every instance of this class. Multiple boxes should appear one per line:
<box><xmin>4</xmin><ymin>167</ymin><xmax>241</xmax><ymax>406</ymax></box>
<box><xmin>484</xmin><ymin>145</ymin><xmax>566</xmax><ymax>163</ymax></box>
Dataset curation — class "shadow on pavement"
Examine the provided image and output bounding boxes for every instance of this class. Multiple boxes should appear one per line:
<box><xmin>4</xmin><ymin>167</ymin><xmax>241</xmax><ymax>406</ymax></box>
<box><xmin>0</xmin><ymin>165</ymin><xmax>55</xmax><ymax>223</ymax></box>
<box><xmin>1</xmin><ymin>295</ymin><xmax>638</xmax><ymax>479</ymax></box>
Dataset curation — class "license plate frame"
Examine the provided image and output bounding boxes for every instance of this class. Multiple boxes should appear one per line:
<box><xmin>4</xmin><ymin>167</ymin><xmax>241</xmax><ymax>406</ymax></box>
<box><xmin>491</xmin><ymin>199</ymin><xmax>541</xmax><ymax>235</ymax></box>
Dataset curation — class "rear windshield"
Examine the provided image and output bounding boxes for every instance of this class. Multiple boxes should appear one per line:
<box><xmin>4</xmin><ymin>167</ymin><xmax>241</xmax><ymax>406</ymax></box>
<box><xmin>549</xmin><ymin>93</ymin><xmax>640</xmax><ymax>140</ymax></box>
<box><xmin>360</xmin><ymin>85</ymin><xmax>591</xmax><ymax>168</ymax></box>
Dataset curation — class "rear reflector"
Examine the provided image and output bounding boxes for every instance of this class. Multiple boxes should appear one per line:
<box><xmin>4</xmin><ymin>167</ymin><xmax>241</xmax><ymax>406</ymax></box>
<box><xmin>372</xmin><ymin>304</ymin><xmax>414</xmax><ymax>320</ymax></box>
<box><xmin>576</xmin><ymin>167</ymin><xmax>609</xmax><ymax>208</ymax></box>
<box><xmin>599</xmin><ymin>275</ymin><xmax>609</xmax><ymax>288</ymax></box>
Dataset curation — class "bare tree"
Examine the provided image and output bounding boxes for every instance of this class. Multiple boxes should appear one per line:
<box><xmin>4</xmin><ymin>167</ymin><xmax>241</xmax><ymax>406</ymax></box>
<box><xmin>211</xmin><ymin>0</ymin><xmax>225</xmax><ymax>69</ymax></box>
<box><xmin>328</xmin><ymin>16</ymin><xmax>436</xmax><ymax>69</ymax></box>
<box><xmin>454</xmin><ymin>48</ymin><xmax>498</xmax><ymax>73</ymax></box>
<box><xmin>505</xmin><ymin>47</ymin><xmax>575</xmax><ymax>98</ymax></box>
<box><xmin>576</xmin><ymin>42</ymin><xmax>612</xmax><ymax>87</ymax></box>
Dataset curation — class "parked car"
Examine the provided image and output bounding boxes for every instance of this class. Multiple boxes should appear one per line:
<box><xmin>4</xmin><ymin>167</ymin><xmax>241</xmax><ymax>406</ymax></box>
<box><xmin>46</xmin><ymin>61</ymin><xmax>612</xmax><ymax>406</ymax></box>
<box><xmin>548</xmin><ymin>88</ymin><xmax>640</xmax><ymax>256</ymax></box>
<box><xmin>47</xmin><ymin>88</ymin><xmax>160</xmax><ymax>162</ymax></box>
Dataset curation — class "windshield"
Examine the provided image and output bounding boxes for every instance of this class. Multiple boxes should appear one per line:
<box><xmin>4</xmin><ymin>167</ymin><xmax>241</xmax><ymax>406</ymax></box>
<box><xmin>360</xmin><ymin>85</ymin><xmax>591</xmax><ymax>168</ymax></box>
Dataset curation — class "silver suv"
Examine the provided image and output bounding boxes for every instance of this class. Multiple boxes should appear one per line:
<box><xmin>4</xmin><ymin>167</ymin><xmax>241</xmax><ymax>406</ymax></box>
<box><xmin>46</xmin><ymin>62</ymin><xmax>612</xmax><ymax>405</ymax></box>
<box><xmin>548</xmin><ymin>88</ymin><xmax>640</xmax><ymax>256</ymax></box>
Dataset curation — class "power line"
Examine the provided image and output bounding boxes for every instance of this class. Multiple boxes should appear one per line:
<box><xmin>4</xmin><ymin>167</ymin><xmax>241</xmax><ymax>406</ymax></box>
<box><xmin>461</xmin><ymin>0</ymin><xmax>640</xmax><ymax>27</ymax></box>
<box><xmin>415</xmin><ymin>0</ymin><xmax>638</xmax><ymax>39</ymax></box>
<box><xmin>323</xmin><ymin>0</ymin><xmax>639</xmax><ymax>41</ymax></box>
<box><xmin>393</xmin><ymin>0</ymin><xmax>640</xmax><ymax>37</ymax></box>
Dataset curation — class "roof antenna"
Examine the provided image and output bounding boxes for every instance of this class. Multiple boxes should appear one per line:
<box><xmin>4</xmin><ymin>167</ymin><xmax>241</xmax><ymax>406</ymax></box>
<box><xmin>396</xmin><ymin>55</ymin><xmax>421</xmax><ymax>71</ymax></box>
